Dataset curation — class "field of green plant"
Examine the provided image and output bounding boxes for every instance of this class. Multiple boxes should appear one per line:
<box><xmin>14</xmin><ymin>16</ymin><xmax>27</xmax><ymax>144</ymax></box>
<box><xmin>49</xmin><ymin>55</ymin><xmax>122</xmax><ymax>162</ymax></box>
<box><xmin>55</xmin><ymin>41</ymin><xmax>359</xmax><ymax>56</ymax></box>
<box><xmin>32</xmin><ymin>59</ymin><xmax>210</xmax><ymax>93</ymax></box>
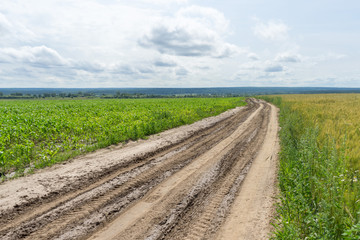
<box><xmin>260</xmin><ymin>94</ymin><xmax>360</xmax><ymax>239</ymax></box>
<box><xmin>0</xmin><ymin>97</ymin><xmax>245</xmax><ymax>178</ymax></box>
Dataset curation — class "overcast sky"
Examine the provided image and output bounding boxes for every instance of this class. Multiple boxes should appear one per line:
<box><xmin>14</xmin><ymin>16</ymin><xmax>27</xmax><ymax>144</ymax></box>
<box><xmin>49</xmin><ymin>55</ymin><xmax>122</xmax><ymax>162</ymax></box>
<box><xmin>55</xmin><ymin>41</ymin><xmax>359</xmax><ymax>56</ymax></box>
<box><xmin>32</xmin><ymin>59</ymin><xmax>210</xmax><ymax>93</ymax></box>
<box><xmin>0</xmin><ymin>0</ymin><xmax>359</xmax><ymax>88</ymax></box>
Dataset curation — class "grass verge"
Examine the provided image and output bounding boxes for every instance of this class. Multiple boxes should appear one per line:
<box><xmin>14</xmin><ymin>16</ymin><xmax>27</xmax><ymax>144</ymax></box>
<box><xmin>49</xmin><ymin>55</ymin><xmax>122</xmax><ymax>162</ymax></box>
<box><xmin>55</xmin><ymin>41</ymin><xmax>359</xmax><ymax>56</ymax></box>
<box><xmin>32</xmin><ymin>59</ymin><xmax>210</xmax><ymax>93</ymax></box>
<box><xmin>259</xmin><ymin>96</ymin><xmax>360</xmax><ymax>239</ymax></box>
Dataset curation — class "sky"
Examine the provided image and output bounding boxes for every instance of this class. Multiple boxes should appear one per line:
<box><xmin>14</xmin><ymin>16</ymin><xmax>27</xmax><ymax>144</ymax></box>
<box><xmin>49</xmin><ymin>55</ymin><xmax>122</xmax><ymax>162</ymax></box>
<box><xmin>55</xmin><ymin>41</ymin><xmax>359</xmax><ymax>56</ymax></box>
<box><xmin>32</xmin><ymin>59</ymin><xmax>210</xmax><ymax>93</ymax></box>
<box><xmin>0</xmin><ymin>0</ymin><xmax>359</xmax><ymax>88</ymax></box>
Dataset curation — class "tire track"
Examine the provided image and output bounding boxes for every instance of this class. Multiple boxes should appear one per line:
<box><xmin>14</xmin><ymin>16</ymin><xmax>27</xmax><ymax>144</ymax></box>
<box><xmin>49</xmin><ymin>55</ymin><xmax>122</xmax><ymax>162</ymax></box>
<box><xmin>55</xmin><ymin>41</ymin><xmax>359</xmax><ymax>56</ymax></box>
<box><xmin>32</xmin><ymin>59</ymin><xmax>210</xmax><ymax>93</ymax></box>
<box><xmin>164</xmin><ymin>104</ymin><xmax>270</xmax><ymax>240</ymax></box>
<box><xmin>88</xmin><ymin>100</ymin><xmax>270</xmax><ymax>240</ymax></box>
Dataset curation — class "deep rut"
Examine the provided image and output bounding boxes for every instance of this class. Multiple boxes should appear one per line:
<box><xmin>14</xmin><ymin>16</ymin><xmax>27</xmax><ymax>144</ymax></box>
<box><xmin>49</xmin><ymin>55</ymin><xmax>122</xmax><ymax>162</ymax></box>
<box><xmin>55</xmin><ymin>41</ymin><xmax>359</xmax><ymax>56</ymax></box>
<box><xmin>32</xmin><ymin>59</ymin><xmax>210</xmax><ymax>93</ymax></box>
<box><xmin>1</xmin><ymin>99</ymin><xmax>278</xmax><ymax>240</ymax></box>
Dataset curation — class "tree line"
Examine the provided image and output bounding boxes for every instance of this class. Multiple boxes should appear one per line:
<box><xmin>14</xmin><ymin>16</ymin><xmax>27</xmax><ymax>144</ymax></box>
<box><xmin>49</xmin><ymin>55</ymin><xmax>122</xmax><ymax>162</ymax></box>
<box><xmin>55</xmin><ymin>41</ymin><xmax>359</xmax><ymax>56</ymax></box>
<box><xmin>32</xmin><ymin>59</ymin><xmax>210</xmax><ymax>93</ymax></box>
<box><xmin>0</xmin><ymin>91</ymin><xmax>245</xmax><ymax>99</ymax></box>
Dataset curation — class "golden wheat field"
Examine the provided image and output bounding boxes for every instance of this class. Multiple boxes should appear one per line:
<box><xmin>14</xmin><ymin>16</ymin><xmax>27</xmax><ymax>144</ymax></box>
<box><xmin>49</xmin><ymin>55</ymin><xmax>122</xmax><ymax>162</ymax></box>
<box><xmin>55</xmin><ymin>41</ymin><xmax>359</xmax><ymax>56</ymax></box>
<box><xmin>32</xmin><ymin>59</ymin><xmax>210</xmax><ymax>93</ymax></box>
<box><xmin>278</xmin><ymin>94</ymin><xmax>360</xmax><ymax>169</ymax></box>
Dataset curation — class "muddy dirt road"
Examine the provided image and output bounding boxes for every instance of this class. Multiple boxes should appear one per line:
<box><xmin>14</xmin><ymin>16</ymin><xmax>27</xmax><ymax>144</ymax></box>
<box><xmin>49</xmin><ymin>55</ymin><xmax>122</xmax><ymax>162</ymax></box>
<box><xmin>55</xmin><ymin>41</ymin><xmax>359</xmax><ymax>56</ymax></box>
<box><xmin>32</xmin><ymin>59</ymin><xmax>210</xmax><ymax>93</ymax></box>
<box><xmin>0</xmin><ymin>99</ymin><xmax>279</xmax><ymax>240</ymax></box>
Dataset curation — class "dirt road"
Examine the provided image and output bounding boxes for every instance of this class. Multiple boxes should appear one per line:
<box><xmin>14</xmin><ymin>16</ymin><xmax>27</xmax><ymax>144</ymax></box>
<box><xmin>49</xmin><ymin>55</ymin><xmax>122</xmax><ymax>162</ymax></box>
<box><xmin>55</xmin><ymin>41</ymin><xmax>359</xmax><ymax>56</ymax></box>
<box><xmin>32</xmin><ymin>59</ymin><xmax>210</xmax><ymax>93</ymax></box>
<box><xmin>0</xmin><ymin>99</ymin><xmax>279</xmax><ymax>240</ymax></box>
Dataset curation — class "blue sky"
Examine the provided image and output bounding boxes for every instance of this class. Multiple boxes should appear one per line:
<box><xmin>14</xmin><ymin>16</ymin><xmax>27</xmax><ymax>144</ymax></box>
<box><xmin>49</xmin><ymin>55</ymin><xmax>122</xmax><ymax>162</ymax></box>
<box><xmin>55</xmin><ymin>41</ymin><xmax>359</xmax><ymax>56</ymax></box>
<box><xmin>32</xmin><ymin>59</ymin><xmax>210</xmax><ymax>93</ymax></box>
<box><xmin>0</xmin><ymin>0</ymin><xmax>359</xmax><ymax>88</ymax></box>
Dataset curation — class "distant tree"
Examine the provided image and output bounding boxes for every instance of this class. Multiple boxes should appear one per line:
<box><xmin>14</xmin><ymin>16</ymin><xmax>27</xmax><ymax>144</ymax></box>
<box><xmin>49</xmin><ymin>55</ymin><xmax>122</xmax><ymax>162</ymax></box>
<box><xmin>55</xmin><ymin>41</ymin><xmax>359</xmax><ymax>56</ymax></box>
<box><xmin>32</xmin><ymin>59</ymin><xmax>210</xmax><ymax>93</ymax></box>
<box><xmin>0</xmin><ymin>92</ymin><xmax>3</xmax><ymax>96</ymax></box>
<box><xmin>51</xmin><ymin>93</ymin><xmax>57</xmax><ymax>97</ymax></box>
<box><xmin>10</xmin><ymin>92</ymin><xmax>23</xmax><ymax>96</ymax></box>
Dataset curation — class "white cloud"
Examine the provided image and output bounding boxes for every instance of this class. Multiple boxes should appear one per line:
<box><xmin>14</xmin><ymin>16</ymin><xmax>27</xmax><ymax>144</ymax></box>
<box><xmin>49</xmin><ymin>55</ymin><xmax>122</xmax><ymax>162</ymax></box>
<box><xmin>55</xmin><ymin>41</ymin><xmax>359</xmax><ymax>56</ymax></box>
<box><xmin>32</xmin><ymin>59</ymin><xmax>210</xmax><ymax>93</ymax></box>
<box><xmin>275</xmin><ymin>52</ymin><xmax>301</xmax><ymax>62</ymax></box>
<box><xmin>176</xmin><ymin>66</ymin><xmax>188</xmax><ymax>76</ymax></box>
<box><xmin>72</xmin><ymin>61</ymin><xmax>106</xmax><ymax>73</ymax></box>
<box><xmin>0</xmin><ymin>12</ymin><xmax>37</xmax><ymax>44</ymax></box>
<box><xmin>0</xmin><ymin>1</ymin><xmax>358</xmax><ymax>88</ymax></box>
<box><xmin>139</xmin><ymin>6</ymin><xmax>243</xmax><ymax>58</ymax></box>
<box><xmin>247</xmin><ymin>52</ymin><xmax>259</xmax><ymax>60</ymax></box>
<box><xmin>0</xmin><ymin>46</ymin><xmax>111</xmax><ymax>73</ymax></box>
<box><xmin>231</xmin><ymin>59</ymin><xmax>288</xmax><ymax>86</ymax></box>
<box><xmin>154</xmin><ymin>56</ymin><xmax>178</xmax><ymax>67</ymax></box>
<box><xmin>0</xmin><ymin>46</ymin><xmax>68</xmax><ymax>67</ymax></box>
<box><xmin>239</xmin><ymin>60</ymin><xmax>285</xmax><ymax>73</ymax></box>
<box><xmin>109</xmin><ymin>64</ymin><xmax>138</xmax><ymax>75</ymax></box>
<box><xmin>253</xmin><ymin>20</ymin><xmax>289</xmax><ymax>41</ymax></box>
<box><xmin>176</xmin><ymin>5</ymin><xmax>229</xmax><ymax>34</ymax></box>
<box><xmin>0</xmin><ymin>13</ymin><xmax>12</xmax><ymax>35</ymax></box>
<box><xmin>264</xmin><ymin>63</ymin><xmax>284</xmax><ymax>72</ymax></box>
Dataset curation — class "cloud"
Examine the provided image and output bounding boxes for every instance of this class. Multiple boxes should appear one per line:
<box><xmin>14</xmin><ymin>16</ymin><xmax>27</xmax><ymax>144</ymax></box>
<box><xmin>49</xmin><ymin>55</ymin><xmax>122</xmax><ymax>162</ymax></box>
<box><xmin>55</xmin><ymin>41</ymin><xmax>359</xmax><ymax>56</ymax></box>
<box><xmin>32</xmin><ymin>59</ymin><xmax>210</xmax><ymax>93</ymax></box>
<box><xmin>253</xmin><ymin>20</ymin><xmax>289</xmax><ymax>41</ymax></box>
<box><xmin>275</xmin><ymin>52</ymin><xmax>301</xmax><ymax>62</ymax></box>
<box><xmin>176</xmin><ymin>5</ymin><xmax>229</xmax><ymax>34</ymax></box>
<box><xmin>138</xmin><ymin>66</ymin><xmax>155</xmax><ymax>74</ymax></box>
<box><xmin>139</xmin><ymin>26</ymin><xmax>212</xmax><ymax>57</ymax></box>
<box><xmin>0</xmin><ymin>13</ymin><xmax>12</xmax><ymax>35</ymax></box>
<box><xmin>176</xmin><ymin>67</ymin><xmax>188</xmax><ymax>76</ymax></box>
<box><xmin>232</xmin><ymin>60</ymin><xmax>287</xmax><ymax>85</ymax></box>
<box><xmin>110</xmin><ymin>64</ymin><xmax>138</xmax><ymax>75</ymax></box>
<box><xmin>139</xmin><ymin>6</ymin><xmax>242</xmax><ymax>58</ymax></box>
<box><xmin>71</xmin><ymin>61</ymin><xmax>106</xmax><ymax>73</ymax></box>
<box><xmin>0</xmin><ymin>46</ymin><xmax>113</xmax><ymax>73</ymax></box>
<box><xmin>1</xmin><ymin>1</ymin><xmax>356</xmax><ymax>88</ymax></box>
<box><xmin>0</xmin><ymin>11</ymin><xmax>37</xmax><ymax>43</ymax></box>
<box><xmin>239</xmin><ymin>62</ymin><xmax>261</xmax><ymax>71</ymax></box>
<box><xmin>247</xmin><ymin>52</ymin><xmax>259</xmax><ymax>61</ymax></box>
<box><xmin>154</xmin><ymin>57</ymin><xmax>177</xmax><ymax>67</ymax></box>
<box><xmin>264</xmin><ymin>63</ymin><xmax>284</xmax><ymax>72</ymax></box>
<box><xmin>239</xmin><ymin>60</ymin><xmax>285</xmax><ymax>73</ymax></box>
<box><xmin>0</xmin><ymin>45</ymin><xmax>159</xmax><ymax>78</ymax></box>
<box><xmin>0</xmin><ymin>46</ymin><xmax>68</xmax><ymax>67</ymax></box>
<box><xmin>108</xmin><ymin>63</ymin><xmax>156</xmax><ymax>76</ymax></box>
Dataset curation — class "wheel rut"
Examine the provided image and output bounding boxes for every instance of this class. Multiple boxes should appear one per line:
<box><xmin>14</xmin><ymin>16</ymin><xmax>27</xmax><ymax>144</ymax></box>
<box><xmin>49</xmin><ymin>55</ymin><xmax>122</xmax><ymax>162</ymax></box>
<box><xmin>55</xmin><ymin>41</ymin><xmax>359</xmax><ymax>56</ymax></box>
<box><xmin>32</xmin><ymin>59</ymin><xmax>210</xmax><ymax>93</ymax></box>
<box><xmin>0</xmin><ymin>99</ymin><xmax>279</xmax><ymax>240</ymax></box>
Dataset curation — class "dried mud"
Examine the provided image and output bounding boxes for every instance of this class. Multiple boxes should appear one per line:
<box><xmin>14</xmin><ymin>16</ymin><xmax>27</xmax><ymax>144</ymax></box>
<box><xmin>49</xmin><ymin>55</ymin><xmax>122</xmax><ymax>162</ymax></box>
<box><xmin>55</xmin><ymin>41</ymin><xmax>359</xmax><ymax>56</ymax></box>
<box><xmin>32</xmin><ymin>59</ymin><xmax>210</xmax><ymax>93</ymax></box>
<box><xmin>0</xmin><ymin>99</ymin><xmax>279</xmax><ymax>240</ymax></box>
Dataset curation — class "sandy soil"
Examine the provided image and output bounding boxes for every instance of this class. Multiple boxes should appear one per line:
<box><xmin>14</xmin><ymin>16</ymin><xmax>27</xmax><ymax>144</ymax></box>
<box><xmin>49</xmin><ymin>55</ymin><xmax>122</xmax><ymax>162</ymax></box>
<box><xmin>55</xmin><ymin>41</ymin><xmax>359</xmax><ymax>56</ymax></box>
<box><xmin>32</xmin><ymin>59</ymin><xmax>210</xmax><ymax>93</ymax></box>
<box><xmin>215</xmin><ymin>103</ymin><xmax>280</xmax><ymax>240</ymax></box>
<box><xmin>0</xmin><ymin>99</ymin><xmax>279</xmax><ymax>240</ymax></box>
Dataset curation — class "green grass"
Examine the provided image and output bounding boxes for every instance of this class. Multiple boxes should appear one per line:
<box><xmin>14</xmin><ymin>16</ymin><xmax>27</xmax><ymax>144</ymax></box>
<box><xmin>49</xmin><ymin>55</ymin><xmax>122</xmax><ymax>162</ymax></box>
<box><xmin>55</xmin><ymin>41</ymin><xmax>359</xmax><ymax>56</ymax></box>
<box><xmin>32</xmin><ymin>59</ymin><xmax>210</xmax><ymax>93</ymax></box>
<box><xmin>0</xmin><ymin>97</ymin><xmax>245</xmax><ymax>178</ymax></box>
<box><xmin>259</xmin><ymin>96</ymin><xmax>360</xmax><ymax>239</ymax></box>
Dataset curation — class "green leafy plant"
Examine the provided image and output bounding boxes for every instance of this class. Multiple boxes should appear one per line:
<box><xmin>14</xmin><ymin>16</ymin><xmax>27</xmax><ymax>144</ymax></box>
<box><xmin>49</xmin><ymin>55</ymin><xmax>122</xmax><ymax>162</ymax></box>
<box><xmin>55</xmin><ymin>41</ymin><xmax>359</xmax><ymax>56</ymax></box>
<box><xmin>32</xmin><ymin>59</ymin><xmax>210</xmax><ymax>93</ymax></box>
<box><xmin>0</xmin><ymin>97</ymin><xmax>246</xmax><ymax>178</ymax></box>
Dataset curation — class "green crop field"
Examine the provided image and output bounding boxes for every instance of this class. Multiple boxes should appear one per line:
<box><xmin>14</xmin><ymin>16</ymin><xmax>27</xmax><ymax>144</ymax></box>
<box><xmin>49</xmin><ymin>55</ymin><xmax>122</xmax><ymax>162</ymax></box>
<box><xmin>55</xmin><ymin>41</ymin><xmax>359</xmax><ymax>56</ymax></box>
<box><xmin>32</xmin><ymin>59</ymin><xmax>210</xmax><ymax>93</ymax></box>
<box><xmin>0</xmin><ymin>97</ymin><xmax>245</xmax><ymax>178</ymax></box>
<box><xmin>260</xmin><ymin>94</ymin><xmax>360</xmax><ymax>239</ymax></box>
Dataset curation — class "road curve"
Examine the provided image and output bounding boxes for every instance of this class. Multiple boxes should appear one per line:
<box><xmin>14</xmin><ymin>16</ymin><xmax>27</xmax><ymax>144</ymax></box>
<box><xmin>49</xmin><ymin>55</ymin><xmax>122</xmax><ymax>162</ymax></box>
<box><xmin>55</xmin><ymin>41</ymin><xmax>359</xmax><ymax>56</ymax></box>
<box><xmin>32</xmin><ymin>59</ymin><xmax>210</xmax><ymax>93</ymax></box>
<box><xmin>0</xmin><ymin>98</ymin><xmax>279</xmax><ymax>240</ymax></box>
